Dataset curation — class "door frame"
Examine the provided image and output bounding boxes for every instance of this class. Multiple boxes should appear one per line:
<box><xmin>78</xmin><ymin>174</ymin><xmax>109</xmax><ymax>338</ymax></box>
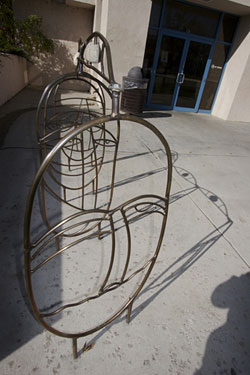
<box><xmin>146</xmin><ymin>29</ymin><xmax>214</xmax><ymax>112</ymax></box>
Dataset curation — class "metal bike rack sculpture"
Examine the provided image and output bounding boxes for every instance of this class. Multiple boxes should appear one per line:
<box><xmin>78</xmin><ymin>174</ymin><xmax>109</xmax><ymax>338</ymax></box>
<box><xmin>35</xmin><ymin>33</ymin><xmax>118</xmax><ymax>228</ymax></box>
<box><xmin>24</xmin><ymin>32</ymin><xmax>172</xmax><ymax>358</ymax></box>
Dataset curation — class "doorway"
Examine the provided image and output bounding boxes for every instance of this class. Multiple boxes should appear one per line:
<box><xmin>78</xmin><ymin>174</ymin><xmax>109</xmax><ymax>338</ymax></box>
<box><xmin>148</xmin><ymin>31</ymin><xmax>212</xmax><ymax>111</ymax></box>
<box><xmin>143</xmin><ymin>0</ymin><xmax>238</xmax><ymax>113</ymax></box>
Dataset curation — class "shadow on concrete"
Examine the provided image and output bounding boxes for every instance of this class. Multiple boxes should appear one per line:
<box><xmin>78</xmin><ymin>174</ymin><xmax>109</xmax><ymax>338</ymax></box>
<box><xmin>0</xmin><ymin>107</ymin><xmax>62</xmax><ymax>360</ymax></box>
<box><xmin>0</xmin><ymin>111</ymin><xmax>43</xmax><ymax>360</ymax></box>
<box><xmin>129</xmin><ymin>220</ymin><xmax>232</xmax><ymax>320</ymax></box>
<box><xmin>79</xmin><ymin>151</ymin><xmax>234</xmax><ymax>358</ymax></box>
<box><xmin>0</xmin><ymin>102</ymin><xmax>237</xmax><ymax>361</ymax></box>
<box><xmin>84</xmin><ymin>218</ymin><xmax>232</xmax><ymax>355</ymax></box>
<box><xmin>194</xmin><ymin>273</ymin><xmax>250</xmax><ymax>375</ymax></box>
<box><xmin>128</xmin><ymin>151</ymin><xmax>232</xmax><ymax>320</ymax></box>
<box><xmin>0</xmin><ymin>108</ymin><xmax>37</xmax><ymax>146</ymax></box>
<box><xmin>139</xmin><ymin>111</ymin><xmax>172</xmax><ymax>119</ymax></box>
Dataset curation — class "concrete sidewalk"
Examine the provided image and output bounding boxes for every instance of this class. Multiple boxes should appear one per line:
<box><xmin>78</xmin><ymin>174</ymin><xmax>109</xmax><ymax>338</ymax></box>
<box><xmin>0</xmin><ymin>87</ymin><xmax>250</xmax><ymax>375</ymax></box>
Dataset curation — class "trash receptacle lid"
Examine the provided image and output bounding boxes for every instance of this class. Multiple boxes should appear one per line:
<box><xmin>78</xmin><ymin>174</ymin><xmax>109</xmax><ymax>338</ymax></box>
<box><xmin>128</xmin><ymin>66</ymin><xmax>143</xmax><ymax>79</ymax></box>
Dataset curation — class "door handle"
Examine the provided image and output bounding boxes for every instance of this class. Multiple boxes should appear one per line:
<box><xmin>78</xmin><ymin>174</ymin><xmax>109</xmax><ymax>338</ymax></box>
<box><xmin>176</xmin><ymin>73</ymin><xmax>185</xmax><ymax>84</ymax></box>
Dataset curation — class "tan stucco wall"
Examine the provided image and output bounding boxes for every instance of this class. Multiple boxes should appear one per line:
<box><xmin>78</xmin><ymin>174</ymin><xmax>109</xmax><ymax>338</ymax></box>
<box><xmin>0</xmin><ymin>54</ymin><xmax>28</xmax><ymax>106</ymax></box>
<box><xmin>227</xmin><ymin>52</ymin><xmax>250</xmax><ymax>121</ymax></box>
<box><xmin>212</xmin><ymin>15</ymin><xmax>250</xmax><ymax>121</ymax></box>
<box><xmin>94</xmin><ymin>0</ymin><xmax>152</xmax><ymax>85</ymax></box>
<box><xmin>93</xmin><ymin>0</ymin><xmax>103</xmax><ymax>32</ymax></box>
<box><xmin>13</xmin><ymin>0</ymin><xmax>94</xmax><ymax>88</ymax></box>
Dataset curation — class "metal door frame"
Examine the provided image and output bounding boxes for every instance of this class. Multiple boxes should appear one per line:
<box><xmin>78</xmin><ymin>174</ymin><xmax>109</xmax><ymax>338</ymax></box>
<box><xmin>146</xmin><ymin>29</ymin><xmax>214</xmax><ymax>112</ymax></box>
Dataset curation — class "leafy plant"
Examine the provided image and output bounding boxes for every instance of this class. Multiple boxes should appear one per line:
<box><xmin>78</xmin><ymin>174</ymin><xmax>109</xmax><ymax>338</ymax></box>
<box><xmin>0</xmin><ymin>0</ymin><xmax>54</xmax><ymax>61</ymax></box>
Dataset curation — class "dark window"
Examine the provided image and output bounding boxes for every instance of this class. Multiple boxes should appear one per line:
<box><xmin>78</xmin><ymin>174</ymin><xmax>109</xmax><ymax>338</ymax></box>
<box><xmin>142</xmin><ymin>29</ymin><xmax>158</xmax><ymax>79</ymax></box>
<box><xmin>151</xmin><ymin>35</ymin><xmax>185</xmax><ymax>106</ymax></box>
<box><xmin>218</xmin><ymin>13</ymin><xmax>238</xmax><ymax>43</ymax></box>
<box><xmin>176</xmin><ymin>41</ymin><xmax>211</xmax><ymax>108</ymax></box>
<box><xmin>163</xmin><ymin>0</ymin><xmax>220</xmax><ymax>38</ymax></box>
<box><xmin>149</xmin><ymin>0</ymin><xmax>163</xmax><ymax>28</ymax></box>
<box><xmin>199</xmin><ymin>43</ymin><xmax>229</xmax><ymax>110</ymax></box>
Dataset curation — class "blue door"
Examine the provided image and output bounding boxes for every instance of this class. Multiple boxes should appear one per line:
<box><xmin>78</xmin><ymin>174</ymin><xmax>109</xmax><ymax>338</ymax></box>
<box><xmin>147</xmin><ymin>31</ymin><xmax>212</xmax><ymax>112</ymax></box>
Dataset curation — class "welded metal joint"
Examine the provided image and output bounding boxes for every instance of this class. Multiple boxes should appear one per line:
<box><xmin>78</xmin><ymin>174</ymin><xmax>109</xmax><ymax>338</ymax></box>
<box><xmin>109</xmin><ymin>82</ymin><xmax>122</xmax><ymax>117</ymax></box>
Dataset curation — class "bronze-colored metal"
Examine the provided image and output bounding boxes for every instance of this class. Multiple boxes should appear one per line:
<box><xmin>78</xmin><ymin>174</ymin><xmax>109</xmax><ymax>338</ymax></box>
<box><xmin>24</xmin><ymin>32</ymin><xmax>172</xmax><ymax>358</ymax></box>
<box><xmin>78</xmin><ymin>31</ymin><xmax>115</xmax><ymax>84</ymax></box>
<box><xmin>72</xmin><ymin>338</ymin><xmax>77</xmax><ymax>359</ymax></box>
<box><xmin>35</xmin><ymin>33</ymin><xmax>119</xmax><ymax>234</ymax></box>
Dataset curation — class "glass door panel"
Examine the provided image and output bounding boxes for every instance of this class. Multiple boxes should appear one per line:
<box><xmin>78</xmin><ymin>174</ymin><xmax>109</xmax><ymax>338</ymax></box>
<box><xmin>151</xmin><ymin>35</ymin><xmax>185</xmax><ymax>106</ymax></box>
<box><xmin>163</xmin><ymin>0</ymin><xmax>220</xmax><ymax>39</ymax></box>
<box><xmin>176</xmin><ymin>41</ymin><xmax>211</xmax><ymax>109</ymax></box>
<box><xmin>199</xmin><ymin>43</ymin><xmax>229</xmax><ymax>110</ymax></box>
<box><xmin>143</xmin><ymin>29</ymin><xmax>158</xmax><ymax>81</ymax></box>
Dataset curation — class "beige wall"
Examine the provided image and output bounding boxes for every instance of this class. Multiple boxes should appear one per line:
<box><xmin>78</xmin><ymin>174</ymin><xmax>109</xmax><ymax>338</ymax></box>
<box><xmin>212</xmin><ymin>15</ymin><xmax>250</xmax><ymax>121</ymax></box>
<box><xmin>0</xmin><ymin>54</ymin><xmax>28</xmax><ymax>106</ymax></box>
<box><xmin>94</xmin><ymin>0</ymin><xmax>152</xmax><ymax>85</ymax></box>
<box><xmin>227</xmin><ymin>52</ymin><xmax>250</xmax><ymax>121</ymax></box>
<box><xmin>13</xmin><ymin>0</ymin><xmax>94</xmax><ymax>88</ymax></box>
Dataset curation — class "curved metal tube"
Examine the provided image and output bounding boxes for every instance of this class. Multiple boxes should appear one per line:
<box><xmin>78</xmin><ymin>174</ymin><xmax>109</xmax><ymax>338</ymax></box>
<box><xmin>24</xmin><ymin>32</ymin><xmax>172</xmax><ymax>358</ymax></box>
<box><xmin>78</xmin><ymin>31</ymin><xmax>115</xmax><ymax>83</ymax></box>
<box><xmin>24</xmin><ymin>114</ymin><xmax>172</xmax><ymax>342</ymax></box>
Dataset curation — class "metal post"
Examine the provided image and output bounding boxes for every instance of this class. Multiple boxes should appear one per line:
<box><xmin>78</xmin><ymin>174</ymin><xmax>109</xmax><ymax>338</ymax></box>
<box><xmin>109</xmin><ymin>83</ymin><xmax>122</xmax><ymax>117</ymax></box>
<box><xmin>73</xmin><ymin>338</ymin><xmax>77</xmax><ymax>359</ymax></box>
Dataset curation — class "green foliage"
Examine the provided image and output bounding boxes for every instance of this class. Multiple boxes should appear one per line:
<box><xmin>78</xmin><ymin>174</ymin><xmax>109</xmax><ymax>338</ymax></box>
<box><xmin>0</xmin><ymin>0</ymin><xmax>54</xmax><ymax>61</ymax></box>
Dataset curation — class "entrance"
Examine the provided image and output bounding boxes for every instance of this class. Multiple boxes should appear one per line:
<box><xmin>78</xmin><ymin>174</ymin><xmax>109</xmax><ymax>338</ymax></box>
<box><xmin>143</xmin><ymin>0</ymin><xmax>238</xmax><ymax>113</ymax></box>
<box><xmin>148</xmin><ymin>32</ymin><xmax>211</xmax><ymax>111</ymax></box>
